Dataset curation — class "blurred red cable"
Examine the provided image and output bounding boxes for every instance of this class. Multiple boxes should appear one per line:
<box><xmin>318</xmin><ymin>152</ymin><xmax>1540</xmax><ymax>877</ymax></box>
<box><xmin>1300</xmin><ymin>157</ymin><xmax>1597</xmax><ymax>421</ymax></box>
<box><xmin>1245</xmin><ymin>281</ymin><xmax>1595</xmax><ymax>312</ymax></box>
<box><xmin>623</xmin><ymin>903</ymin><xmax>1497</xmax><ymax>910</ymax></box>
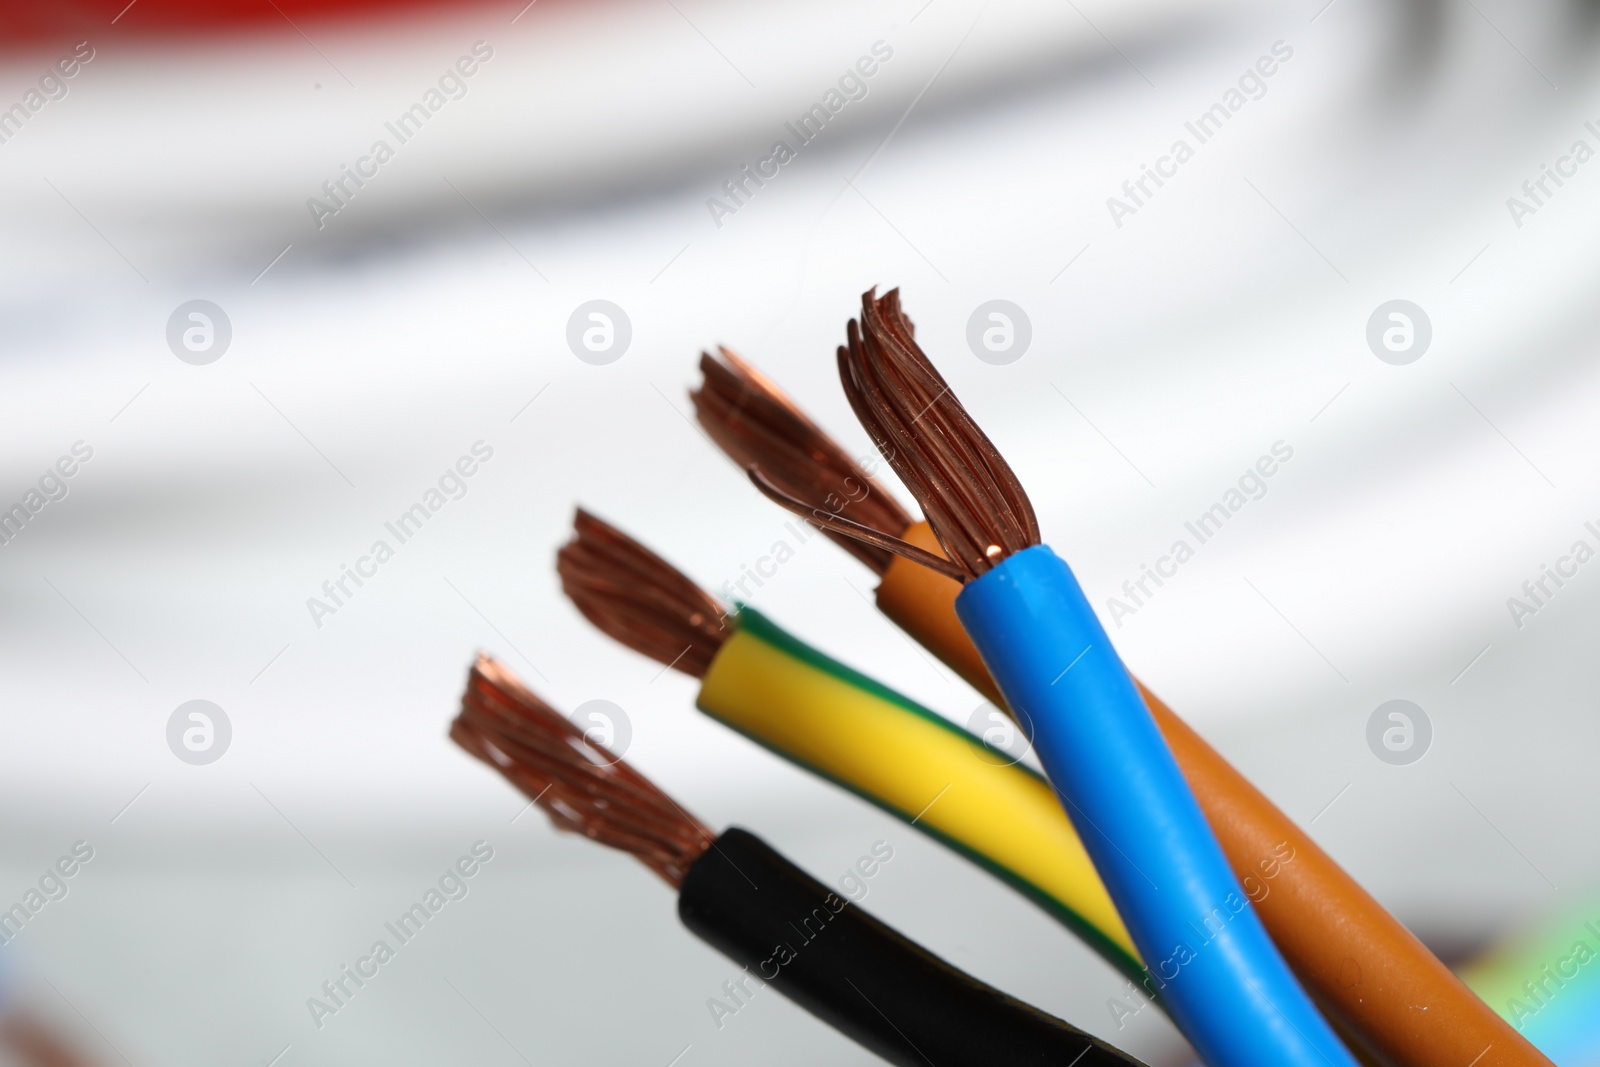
<box><xmin>0</xmin><ymin>0</ymin><xmax>535</xmax><ymax>49</ymax></box>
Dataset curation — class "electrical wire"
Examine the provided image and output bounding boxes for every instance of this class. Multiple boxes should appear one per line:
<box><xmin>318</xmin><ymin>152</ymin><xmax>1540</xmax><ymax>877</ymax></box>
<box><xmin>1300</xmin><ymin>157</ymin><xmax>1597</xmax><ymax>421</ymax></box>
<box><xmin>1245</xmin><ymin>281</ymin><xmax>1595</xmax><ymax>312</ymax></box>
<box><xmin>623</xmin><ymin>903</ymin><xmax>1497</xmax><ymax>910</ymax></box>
<box><xmin>692</xmin><ymin>347</ymin><xmax>912</xmax><ymax>574</ymax></box>
<box><xmin>694</xmin><ymin>344</ymin><xmax>1555</xmax><ymax>1067</ymax></box>
<box><xmin>451</xmin><ymin>654</ymin><xmax>1150</xmax><ymax>1067</ymax></box>
<box><xmin>823</xmin><ymin>287</ymin><xmax>1357</xmax><ymax>1067</ymax></box>
<box><xmin>702</xmin><ymin>342</ymin><xmax>1559</xmax><ymax>1067</ymax></box>
<box><xmin>454</xmin><ymin>653</ymin><xmax>715</xmax><ymax>886</ymax></box>
<box><xmin>556</xmin><ymin>509</ymin><xmax>1146</xmax><ymax>984</ymax></box>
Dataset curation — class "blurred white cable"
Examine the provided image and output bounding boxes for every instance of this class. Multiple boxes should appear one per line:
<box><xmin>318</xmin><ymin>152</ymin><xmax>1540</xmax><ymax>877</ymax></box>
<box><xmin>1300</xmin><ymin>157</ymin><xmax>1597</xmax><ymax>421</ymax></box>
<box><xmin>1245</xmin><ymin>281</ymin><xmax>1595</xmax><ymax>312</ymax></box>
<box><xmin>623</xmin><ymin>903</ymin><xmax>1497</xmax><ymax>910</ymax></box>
<box><xmin>0</xmin><ymin>0</ymin><xmax>1258</xmax><ymax>283</ymax></box>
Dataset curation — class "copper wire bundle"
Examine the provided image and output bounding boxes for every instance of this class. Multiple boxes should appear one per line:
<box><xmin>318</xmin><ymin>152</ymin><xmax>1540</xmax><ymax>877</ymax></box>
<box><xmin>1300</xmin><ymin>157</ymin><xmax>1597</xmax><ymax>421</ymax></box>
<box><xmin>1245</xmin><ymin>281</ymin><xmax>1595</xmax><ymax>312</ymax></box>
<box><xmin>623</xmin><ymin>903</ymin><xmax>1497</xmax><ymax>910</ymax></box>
<box><xmin>451</xmin><ymin>654</ymin><xmax>713</xmax><ymax>887</ymax></box>
<box><xmin>557</xmin><ymin>510</ymin><xmax>729</xmax><ymax>679</ymax></box>
<box><xmin>739</xmin><ymin>292</ymin><xmax>1039</xmax><ymax>582</ymax></box>
<box><xmin>838</xmin><ymin>289</ymin><xmax>1038</xmax><ymax>577</ymax></box>
<box><xmin>691</xmin><ymin>347</ymin><xmax>911</xmax><ymax>573</ymax></box>
<box><xmin>690</xmin><ymin>290</ymin><xmax>1557</xmax><ymax>1067</ymax></box>
<box><xmin>555</xmin><ymin>508</ymin><xmax>728</xmax><ymax>680</ymax></box>
<box><xmin>448</xmin><ymin>653</ymin><xmax>1151</xmax><ymax>1067</ymax></box>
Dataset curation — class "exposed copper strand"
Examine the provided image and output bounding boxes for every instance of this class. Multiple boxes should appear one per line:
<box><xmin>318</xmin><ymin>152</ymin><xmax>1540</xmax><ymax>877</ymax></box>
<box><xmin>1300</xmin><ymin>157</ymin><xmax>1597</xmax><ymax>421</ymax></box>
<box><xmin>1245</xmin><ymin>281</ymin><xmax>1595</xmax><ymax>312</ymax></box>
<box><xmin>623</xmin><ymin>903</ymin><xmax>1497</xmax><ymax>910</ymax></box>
<box><xmin>873</xmin><ymin>289</ymin><xmax>1038</xmax><ymax>552</ymax></box>
<box><xmin>691</xmin><ymin>347</ymin><xmax>912</xmax><ymax>574</ymax></box>
<box><xmin>557</xmin><ymin>509</ymin><xmax>728</xmax><ymax>679</ymax></box>
<box><xmin>839</xmin><ymin>325</ymin><xmax>999</xmax><ymax>563</ymax></box>
<box><xmin>838</xmin><ymin>289</ymin><xmax>1040</xmax><ymax>580</ymax></box>
<box><xmin>746</xmin><ymin>468</ymin><xmax>966</xmax><ymax>582</ymax></box>
<box><xmin>451</xmin><ymin>654</ymin><xmax>716</xmax><ymax>888</ymax></box>
<box><xmin>841</xmin><ymin>327</ymin><xmax>990</xmax><ymax>560</ymax></box>
<box><xmin>860</xmin><ymin>295</ymin><xmax>1025</xmax><ymax>555</ymax></box>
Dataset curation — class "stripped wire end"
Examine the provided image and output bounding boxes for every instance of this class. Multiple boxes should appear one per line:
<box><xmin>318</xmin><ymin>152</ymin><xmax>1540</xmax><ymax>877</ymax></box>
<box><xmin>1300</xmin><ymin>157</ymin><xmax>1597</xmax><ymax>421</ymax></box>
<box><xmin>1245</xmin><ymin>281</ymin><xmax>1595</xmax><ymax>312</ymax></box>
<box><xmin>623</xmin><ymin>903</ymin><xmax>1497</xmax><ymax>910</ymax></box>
<box><xmin>556</xmin><ymin>508</ymin><xmax>728</xmax><ymax>679</ymax></box>
<box><xmin>691</xmin><ymin>347</ymin><xmax>912</xmax><ymax>575</ymax></box>
<box><xmin>838</xmin><ymin>288</ymin><xmax>1040</xmax><ymax>581</ymax></box>
<box><xmin>451</xmin><ymin>654</ymin><xmax>714</xmax><ymax>888</ymax></box>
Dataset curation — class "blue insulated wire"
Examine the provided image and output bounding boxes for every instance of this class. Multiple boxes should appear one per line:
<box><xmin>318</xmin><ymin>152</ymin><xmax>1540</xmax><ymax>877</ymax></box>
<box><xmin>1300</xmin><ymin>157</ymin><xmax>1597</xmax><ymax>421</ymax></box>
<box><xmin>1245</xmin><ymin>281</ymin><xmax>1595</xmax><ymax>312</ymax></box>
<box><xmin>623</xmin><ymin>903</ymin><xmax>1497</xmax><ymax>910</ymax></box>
<box><xmin>955</xmin><ymin>545</ymin><xmax>1357</xmax><ymax>1067</ymax></box>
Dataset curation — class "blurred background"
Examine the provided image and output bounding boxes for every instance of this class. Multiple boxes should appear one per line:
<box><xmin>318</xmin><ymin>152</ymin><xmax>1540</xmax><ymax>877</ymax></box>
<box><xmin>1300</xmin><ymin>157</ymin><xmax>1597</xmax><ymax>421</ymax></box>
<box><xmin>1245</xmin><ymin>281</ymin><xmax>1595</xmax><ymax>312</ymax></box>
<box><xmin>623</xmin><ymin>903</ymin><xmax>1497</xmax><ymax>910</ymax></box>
<box><xmin>1</xmin><ymin>0</ymin><xmax>1599</xmax><ymax>1063</ymax></box>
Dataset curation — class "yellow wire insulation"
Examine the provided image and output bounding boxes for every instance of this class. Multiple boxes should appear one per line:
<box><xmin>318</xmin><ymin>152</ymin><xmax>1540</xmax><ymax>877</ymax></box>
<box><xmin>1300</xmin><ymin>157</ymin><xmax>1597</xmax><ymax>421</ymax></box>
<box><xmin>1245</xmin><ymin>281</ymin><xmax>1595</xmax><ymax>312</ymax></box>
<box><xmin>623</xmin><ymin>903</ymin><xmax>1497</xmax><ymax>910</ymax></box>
<box><xmin>698</xmin><ymin>618</ymin><xmax>1140</xmax><ymax>972</ymax></box>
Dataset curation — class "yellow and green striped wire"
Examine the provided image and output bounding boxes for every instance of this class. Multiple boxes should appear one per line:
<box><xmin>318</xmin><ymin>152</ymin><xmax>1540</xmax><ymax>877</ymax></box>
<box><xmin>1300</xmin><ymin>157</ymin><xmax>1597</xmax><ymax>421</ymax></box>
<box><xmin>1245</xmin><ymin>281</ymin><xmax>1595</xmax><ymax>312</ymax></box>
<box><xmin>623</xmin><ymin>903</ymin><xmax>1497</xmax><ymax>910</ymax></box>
<box><xmin>697</xmin><ymin>607</ymin><xmax>1144</xmax><ymax>984</ymax></box>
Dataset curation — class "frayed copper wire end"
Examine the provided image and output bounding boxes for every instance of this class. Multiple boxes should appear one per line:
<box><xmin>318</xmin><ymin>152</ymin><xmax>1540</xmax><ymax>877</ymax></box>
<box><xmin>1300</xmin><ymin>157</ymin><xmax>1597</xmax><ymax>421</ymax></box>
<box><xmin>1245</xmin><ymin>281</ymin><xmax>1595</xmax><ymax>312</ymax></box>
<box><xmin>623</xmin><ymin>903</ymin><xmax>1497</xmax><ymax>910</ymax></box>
<box><xmin>837</xmin><ymin>288</ymin><xmax>1040</xmax><ymax>582</ymax></box>
<box><xmin>690</xmin><ymin>347</ymin><xmax>913</xmax><ymax>576</ymax></box>
<box><xmin>452</xmin><ymin>654</ymin><xmax>715</xmax><ymax>889</ymax></box>
<box><xmin>556</xmin><ymin>508</ymin><xmax>728</xmax><ymax>680</ymax></box>
<box><xmin>746</xmin><ymin>468</ymin><xmax>966</xmax><ymax>583</ymax></box>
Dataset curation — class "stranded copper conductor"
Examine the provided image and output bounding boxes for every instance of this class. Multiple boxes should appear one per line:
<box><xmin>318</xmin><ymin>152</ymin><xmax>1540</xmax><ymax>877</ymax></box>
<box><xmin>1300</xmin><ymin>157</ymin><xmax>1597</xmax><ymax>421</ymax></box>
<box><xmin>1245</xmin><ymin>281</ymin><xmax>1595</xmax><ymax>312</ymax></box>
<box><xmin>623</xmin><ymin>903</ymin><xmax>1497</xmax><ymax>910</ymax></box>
<box><xmin>691</xmin><ymin>346</ymin><xmax>911</xmax><ymax>575</ymax></box>
<box><xmin>557</xmin><ymin>509</ymin><xmax>728</xmax><ymax>680</ymax></box>
<box><xmin>452</xmin><ymin>655</ymin><xmax>713</xmax><ymax>888</ymax></box>
<box><xmin>687</xmin><ymin>314</ymin><xmax>1555</xmax><ymax>1067</ymax></box>
<box><xmin>838</xmin><ymin>288</ymin><xmax>1039</xmax><ymax>581</ymax></box>
<box><xmin>831</xmin><ymin>292</ymin><xmax>1553</xmax><ymax>1067</ymax></box>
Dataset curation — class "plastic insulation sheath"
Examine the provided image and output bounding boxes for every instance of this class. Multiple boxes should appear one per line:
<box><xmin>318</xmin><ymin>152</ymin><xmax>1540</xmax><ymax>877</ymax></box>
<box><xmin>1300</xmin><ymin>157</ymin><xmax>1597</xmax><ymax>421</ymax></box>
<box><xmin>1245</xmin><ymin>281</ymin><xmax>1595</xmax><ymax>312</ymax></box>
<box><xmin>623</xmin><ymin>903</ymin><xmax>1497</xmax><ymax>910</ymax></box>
<box><xmin>956</xmin><ymin>545</ymin><xmax>1357</xmax><ymax>1067</ymax></box>
<box><xmin>696</xmin><ymin>608</ymin><xmax>1142</xmax><ymax>980</ymax></box>
<box><xmin>877</xmin><ymin>523</ymin><xmax>997</xmax><ymax>697</ymax></box>
<box><xmin>882</xmin><ymin>522</ymin><xmax>1552</xmax><ymax>1067</ymax></box>
<box><xmin>677</xmin><ymin>828</ymin><xmax>1148</xmax><ymax>1067</ymax></box>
